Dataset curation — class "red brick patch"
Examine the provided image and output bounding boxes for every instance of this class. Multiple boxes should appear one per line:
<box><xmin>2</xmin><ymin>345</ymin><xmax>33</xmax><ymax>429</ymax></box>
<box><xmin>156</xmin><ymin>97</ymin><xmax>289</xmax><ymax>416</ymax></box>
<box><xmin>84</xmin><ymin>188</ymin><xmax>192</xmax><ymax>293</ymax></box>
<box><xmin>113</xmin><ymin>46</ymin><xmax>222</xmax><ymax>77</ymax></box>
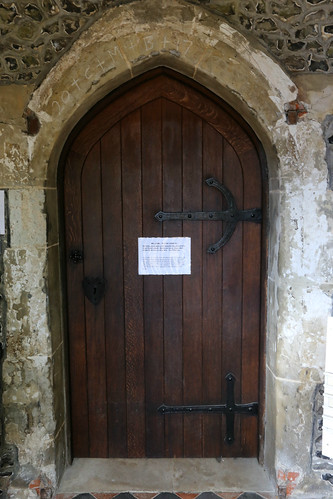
<box><xmin>277</xmin><ymin>470</ymin><xmax>300</xmax><ymax>496</ymax></box>
<box><xmin>29</xmin><ymin>477</ymin><xmax>53</xmax><ymax>498</ymax></box>
<box><xmin>284</xmin><ymin>100</ymin><xmax>307</xmax><ymax>124</ymax></box>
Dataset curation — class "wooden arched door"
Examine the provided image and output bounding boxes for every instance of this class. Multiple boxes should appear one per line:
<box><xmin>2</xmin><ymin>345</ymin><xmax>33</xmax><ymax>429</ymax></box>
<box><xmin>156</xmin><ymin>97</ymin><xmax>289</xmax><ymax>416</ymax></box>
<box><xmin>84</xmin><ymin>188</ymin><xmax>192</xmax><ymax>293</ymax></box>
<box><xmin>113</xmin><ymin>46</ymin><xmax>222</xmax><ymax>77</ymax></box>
<box><xmin>63</xmin><ymin>70</ymin><xmax>264</xmax><ymax>459</ymax></box>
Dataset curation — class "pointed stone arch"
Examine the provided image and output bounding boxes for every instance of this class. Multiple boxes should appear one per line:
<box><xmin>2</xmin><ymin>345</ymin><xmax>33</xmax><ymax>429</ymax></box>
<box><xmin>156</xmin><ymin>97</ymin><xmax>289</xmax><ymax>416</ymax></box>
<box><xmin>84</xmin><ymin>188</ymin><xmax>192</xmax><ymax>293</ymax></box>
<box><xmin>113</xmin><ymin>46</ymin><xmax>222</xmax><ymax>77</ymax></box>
<box><xmin>15</xmin><ymin>0</ymin><xmax>328</xmax><ymax>492</ymax></box>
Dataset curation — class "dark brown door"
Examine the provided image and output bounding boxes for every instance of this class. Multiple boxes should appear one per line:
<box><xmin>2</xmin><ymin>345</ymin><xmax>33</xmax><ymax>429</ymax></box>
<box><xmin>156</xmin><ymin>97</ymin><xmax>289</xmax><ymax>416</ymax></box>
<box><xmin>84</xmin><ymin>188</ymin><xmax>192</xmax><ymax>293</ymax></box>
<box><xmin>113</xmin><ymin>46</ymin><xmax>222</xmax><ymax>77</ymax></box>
<box><xmin>64</xmin><ymin>71</ymin><xmax>263</xmax><ymax>459</ymax></box>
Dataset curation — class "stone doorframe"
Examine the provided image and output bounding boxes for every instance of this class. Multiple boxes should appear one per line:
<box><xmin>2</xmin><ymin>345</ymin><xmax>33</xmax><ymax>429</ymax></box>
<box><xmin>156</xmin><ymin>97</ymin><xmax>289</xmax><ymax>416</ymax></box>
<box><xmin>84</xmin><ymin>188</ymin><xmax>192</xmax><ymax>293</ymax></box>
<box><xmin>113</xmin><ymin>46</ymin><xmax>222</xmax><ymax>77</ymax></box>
<box><xmin>4</xmin><ymin>0</ymin><xmax>330</xmax><ymax>495</ymax></box>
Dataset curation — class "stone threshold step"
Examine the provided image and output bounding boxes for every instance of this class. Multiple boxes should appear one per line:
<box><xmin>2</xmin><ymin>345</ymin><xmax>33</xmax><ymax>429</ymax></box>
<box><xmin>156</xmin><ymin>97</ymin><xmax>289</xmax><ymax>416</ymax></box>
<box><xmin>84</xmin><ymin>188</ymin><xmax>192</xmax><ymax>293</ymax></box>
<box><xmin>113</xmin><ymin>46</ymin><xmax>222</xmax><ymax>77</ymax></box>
<box><xmin>56</xmin><ymin>459</ymin><xmax>277</xmax><ymax>498</ymax></box>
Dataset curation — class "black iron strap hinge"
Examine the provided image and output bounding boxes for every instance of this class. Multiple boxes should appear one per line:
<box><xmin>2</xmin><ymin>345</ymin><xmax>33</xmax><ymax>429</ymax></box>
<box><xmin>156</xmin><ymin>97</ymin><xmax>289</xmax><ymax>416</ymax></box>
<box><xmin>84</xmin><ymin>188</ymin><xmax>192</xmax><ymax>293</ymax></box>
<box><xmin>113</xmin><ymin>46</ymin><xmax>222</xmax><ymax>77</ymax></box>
<box><xmin>158</xmin><ymin>372</ymin><xmax>258</xmax><ymax>445</ymax></box>
<box><xmin>155</xmin><ymin>177</ymin><xmax>262</xmax><ymax>253</ymax></box>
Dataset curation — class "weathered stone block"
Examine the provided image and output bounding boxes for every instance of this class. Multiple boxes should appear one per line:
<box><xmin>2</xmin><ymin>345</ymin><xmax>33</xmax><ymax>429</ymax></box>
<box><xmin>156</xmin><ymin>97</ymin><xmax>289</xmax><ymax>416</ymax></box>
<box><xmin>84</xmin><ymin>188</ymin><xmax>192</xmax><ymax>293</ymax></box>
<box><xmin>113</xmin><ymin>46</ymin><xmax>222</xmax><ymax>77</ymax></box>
<box><xmin>0</xmin><ymin>125</ymin><xmax>30</xmax><ymax>186</ymax></box>
<box><xmin>4</xmin><ymin>247</ymin><xmax>51</xmax><ymax>357</ymax></box>
<box><xmin>8</xmin><ymin>190</ymin><xmax>46</xmax><ymax>248</ymax></box>
<box><xmin>2</xmin><ymin>353</ymin><xmax>56</xmax><ymax>474</ymax></box>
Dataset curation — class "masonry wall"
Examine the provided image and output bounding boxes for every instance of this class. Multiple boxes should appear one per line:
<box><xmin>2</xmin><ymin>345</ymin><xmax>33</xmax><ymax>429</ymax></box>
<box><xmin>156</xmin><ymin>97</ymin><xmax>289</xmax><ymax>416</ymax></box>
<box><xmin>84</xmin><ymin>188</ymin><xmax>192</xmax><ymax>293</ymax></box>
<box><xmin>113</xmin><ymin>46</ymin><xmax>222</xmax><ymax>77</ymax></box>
<box><xmin>0</xmin><ymin>1</ymin><xmax>333</xmax><ymax>497</ymax></box>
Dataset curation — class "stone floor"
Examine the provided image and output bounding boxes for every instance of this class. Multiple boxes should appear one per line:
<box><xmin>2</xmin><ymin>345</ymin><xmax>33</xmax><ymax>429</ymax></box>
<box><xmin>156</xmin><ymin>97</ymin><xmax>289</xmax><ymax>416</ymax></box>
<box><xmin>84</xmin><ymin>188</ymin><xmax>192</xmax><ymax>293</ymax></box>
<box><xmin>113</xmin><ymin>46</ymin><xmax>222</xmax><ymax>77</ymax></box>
<box><xmin>56</xmin><ymin>493</ymin><xmax>277</xmax><ymax>499</ymax></box>
<box><xmin>56</xmin><ymin>458</ymin><xmax>277</xmax><ymax>499</ymax></box>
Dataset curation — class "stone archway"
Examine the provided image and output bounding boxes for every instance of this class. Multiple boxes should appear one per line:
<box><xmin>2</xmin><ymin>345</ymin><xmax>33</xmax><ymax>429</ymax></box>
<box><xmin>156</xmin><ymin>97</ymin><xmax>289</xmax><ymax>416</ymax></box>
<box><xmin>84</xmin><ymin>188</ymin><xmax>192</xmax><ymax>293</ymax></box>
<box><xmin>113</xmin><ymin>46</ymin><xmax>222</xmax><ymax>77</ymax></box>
<box><xmin>29</xmin><ymin>0</ymin><xmax>292</xmax><ymax>485</ymax></box>
<box><xmin>4</xmin><ymin>0</ymin><xmax>330</xmax><ymax>496</ymax></box>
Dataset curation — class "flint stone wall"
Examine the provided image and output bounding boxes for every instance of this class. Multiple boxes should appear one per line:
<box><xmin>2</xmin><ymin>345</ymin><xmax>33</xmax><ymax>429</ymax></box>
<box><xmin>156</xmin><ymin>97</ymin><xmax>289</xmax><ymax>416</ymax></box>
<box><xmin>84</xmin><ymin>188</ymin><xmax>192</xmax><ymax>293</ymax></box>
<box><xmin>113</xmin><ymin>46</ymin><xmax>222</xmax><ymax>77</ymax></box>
<box><xmin>0</xmin><ymin>0</ymin><xmax>332</xmax><ymax>85</ymax></box>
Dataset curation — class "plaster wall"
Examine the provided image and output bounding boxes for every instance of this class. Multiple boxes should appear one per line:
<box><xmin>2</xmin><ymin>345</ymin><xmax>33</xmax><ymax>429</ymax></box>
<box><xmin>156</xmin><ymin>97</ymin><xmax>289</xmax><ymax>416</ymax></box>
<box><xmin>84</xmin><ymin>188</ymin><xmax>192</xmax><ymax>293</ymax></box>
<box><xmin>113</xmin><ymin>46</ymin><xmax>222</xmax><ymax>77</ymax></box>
<box><xmin>0</xmin><ymin>1</ymin><xmax>332</xmax><ymax>496</ymax></box>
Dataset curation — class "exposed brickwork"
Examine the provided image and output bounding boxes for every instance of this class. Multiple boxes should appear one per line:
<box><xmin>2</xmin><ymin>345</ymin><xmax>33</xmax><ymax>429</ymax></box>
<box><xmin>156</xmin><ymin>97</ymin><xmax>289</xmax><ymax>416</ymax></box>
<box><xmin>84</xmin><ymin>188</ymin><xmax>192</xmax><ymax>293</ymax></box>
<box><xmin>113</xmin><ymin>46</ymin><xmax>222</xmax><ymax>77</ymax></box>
<box><xmin>284</xmin><ymin>99</ymin><xmax>308</xmax><ymax>124</ymax></box>
<box><xmin>0</xmin><ymin>0</ymin><xmax>332</xmax><ymax>85</ymax></box>
<box><xmin>276</xmin><ymin>470</ymin><xmax>300</xmax><ymax>496</ymax></box>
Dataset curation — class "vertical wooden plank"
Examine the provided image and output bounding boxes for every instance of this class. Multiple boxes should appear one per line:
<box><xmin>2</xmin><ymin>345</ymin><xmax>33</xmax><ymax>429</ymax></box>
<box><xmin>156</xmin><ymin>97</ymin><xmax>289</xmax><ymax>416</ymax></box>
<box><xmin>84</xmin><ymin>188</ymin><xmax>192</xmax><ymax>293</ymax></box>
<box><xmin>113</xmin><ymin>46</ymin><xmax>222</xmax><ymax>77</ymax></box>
<box><xmin>121</xmin><ymin>109</ymin><xmax>145</xmax><ymax>457</ymax></box>
<box><xmin>182</xmin><ymin>108</ymin><xmax>203</xmax><ymax>457</ymax></box>
<box><xmin>162</xmin><ymin>99</ymin><xmax>184</xmax><ymax>457</ymax></box>
<box><xmin>64</xmin><ymin>150</ymin><xmax>89</xmax><ymax>457</ymax></box>
<box><xmin>81</xmin><ymin>142</ymin><xmax>108</xmax><ymax>457</ymax></box>
<box><xmin>221</xmin><ymin>140</ymin><xmax>243</xmax><ymax>457</ymax></box>
<box><xmin>101</xmin><ymin>124</ymin><xmax>127</xmax><ymax>457</ymax></box>
<box><xmin>241</xmin><ymin>147</ymin><xmax>262</xmax><ymax>456</ymax></box>
<box><xmin>202</xmin><ymin>123</ymin><xmax>223</xmax><ymax>457</ymax></box>
<box><xmin>141</xmin><ymin>99</ymin><xmax>164</xmax><ymax>457</ymax></box>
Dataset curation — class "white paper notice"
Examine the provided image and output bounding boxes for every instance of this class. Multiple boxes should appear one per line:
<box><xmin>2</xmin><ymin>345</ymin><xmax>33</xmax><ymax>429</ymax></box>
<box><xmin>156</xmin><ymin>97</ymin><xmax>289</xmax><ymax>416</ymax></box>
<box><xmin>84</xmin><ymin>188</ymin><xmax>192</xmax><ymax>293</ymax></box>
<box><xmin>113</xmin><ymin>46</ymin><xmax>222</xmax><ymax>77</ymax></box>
<box><xmin>138</xmin><ymin>237</ymin><xmax>191</xmax><ymax>275</ymax></box>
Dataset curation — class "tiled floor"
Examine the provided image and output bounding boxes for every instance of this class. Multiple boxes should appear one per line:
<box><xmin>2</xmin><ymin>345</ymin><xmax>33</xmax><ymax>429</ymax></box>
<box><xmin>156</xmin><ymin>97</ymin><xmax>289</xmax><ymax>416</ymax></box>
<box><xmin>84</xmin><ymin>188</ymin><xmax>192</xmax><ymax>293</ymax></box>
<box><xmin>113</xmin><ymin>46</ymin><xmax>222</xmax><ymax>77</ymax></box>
<box><xmin>56</xmin><ymin>459</ymin><xmax>278</xmax><ymax>499</ymax></box>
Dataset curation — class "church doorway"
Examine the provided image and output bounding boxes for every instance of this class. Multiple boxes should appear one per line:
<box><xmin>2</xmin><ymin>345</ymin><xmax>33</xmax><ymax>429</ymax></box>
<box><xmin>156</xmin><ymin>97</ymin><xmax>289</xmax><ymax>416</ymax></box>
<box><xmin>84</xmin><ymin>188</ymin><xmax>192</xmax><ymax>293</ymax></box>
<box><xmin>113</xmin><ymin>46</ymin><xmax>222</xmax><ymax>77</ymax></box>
<box><xmin>62</xmin><ymin>69</ymin><xmax>265</xmax><ymax>459</ymax></box>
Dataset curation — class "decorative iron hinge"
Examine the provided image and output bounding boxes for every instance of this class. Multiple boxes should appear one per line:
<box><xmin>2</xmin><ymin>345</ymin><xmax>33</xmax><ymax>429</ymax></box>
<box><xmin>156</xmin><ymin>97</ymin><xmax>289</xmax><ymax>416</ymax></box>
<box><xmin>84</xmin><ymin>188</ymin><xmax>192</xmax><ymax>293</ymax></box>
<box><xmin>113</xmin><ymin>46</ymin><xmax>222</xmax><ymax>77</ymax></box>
<box><xmin>155</xmin><ymin>177</ymin><xmax>262</xmax><ymax>253</ymax></box>
<box><xmin>158</xmin><ymin>372</ymin><xmax>258</xmax><ymax>445</ymax></box>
